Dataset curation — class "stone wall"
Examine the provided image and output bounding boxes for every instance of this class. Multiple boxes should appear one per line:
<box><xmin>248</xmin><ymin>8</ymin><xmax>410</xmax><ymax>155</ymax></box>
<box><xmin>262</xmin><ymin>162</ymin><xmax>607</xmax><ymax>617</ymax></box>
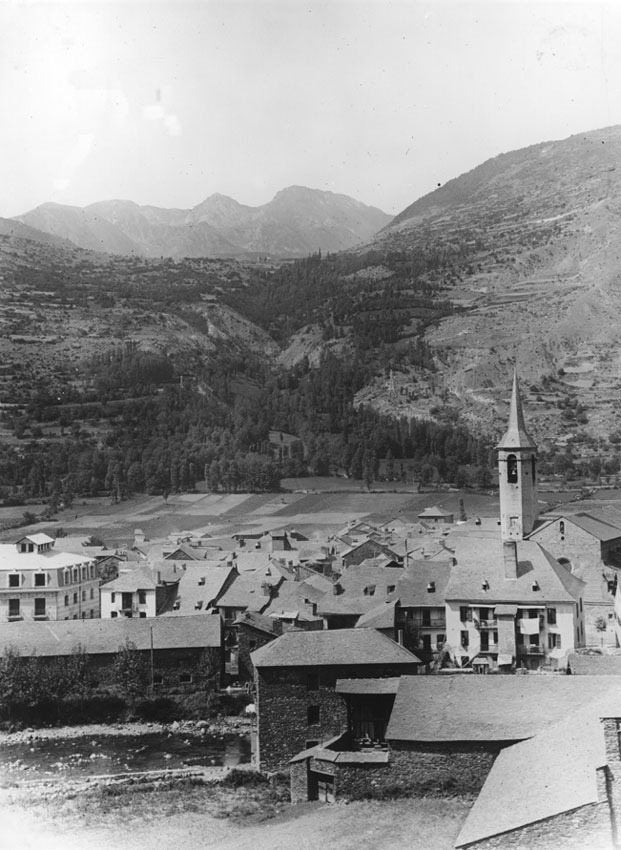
<box><xmin>256</xmin><ymin>663</ymin><xmax>415</xmax><ymax>770</ymax></box>
<box><xmin>290</xmin><ymin>740</ymin><xmax>503</xmax><ymax>803</ymax></box>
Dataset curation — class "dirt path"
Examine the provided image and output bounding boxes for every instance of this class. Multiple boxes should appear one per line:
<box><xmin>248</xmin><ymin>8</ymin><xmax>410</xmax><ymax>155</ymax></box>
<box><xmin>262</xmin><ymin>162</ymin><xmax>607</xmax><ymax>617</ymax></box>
<box><xmin>1</xmin><ymin>798</ymin><xmax>473</xmax><ymax>850</ymax></box>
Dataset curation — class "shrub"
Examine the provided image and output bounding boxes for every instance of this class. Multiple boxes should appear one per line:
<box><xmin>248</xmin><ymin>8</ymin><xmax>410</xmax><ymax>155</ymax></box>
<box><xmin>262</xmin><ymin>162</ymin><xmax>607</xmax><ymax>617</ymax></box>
<box><xmin>222</xmin><ymin>768</ymin><xmax>269</xmax><ymax>788</ymax></box>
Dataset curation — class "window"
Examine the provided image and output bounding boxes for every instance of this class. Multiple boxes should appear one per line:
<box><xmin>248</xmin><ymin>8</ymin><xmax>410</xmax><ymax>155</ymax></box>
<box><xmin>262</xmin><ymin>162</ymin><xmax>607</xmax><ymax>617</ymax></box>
<box><xmin>460</xmin><ymin>606</ymin><xmax>472</xmax><ymax>622</ymax></box>
<box><xmin>480</xmin><ymin>632</ymin><xmax>489</xmax><ymax>652</ymax></box>
<box><xmin>460</xmin><ymin>631</ymin><xmax>469</xmax><ymax>648</ymax></box>
<box><xmin>387</xmin><ymin>585</ymin><xmax>395</xmax><ymax>594</ymax></box>
<box><xmin>90</xmin><ymin>610</ymin><xmax>94</xmax><ymax>618</ymax></box>
<box><xmin>427</xmin><ymin>582</ymin><xmax>436</xmax><ymax>593</ymax></box>
<box><xmin>34</xmin><ymin>598</ymin><xmax>46</xmax><ymax>617</ymax></box>
<box><xmin>422</xmin><ymin>634</ymin><xmax>432</xmax><ymax>651</ymax></box>
<box><xmin>249</xmin><ymin>639</ymin><xmax>257</xmax><ymax>651</ymax></box>
<box><xmin>73</xmin><ymin>592</ymin><xmax>78</xmax><ymax>604</ymax></box>
<box><xmin>436</xmin><ymin>634</ymin><xmax>445</xmax><ymax>649</ymax></box>
<box><xmin>82</xmin><ymin>611</ymin><xmax>86</xmax><ymax>619</ymax></box>
<box><xmin>531</xmin><ymin>455</ymin><xmax>536</xmax><ymax>483</ymax></box>
<box><xmin>363</xmin><ymin>585</ymin><xmax>376</xmax><ymax>596</ymax></box>
<box><xmin>307</xmin><ymin>672</ymin><xmax>320</xmax><ymax>691</ymax></box>
<box><xmin>111</xmin><ymin>592</ymin><xmax>116</xmax><ymax>603</ymax></box>
<box><xmin>82</xmin><ymin>590</ymin><xmax>86</xmax><ymax>602</ymax></box>
<box><xmin>111</xmin><ymin>611</ymin><xmax>118</xmax><ymax>618</ymax></box>
<box><xmin>8</xmin><ymin>574</ymin><xmax>19</xmax><ymax>588</ymax></box>
<box><xmin>307</xmin><ymin>705</ymin><xmax>320</xmax><ymax>725</ymax></box>
<box><xmin>547</xmin><ymin>608</ymin><xmax>557</xmax><ymax>625</ymax></box>
<box><xmin>82</xmin><ymin>567</ymin><xmax>87</xmax><ymax>580</ymax></box>
<box><xmin>8</xmin><ymin>599</ymin><xmax>20</xmax><ymax>618</ymax></box>
<box><xmin>138</xmin><ymin>590</ymin><xmax>147</xmax><ymax>605</ymax></box>
<box><xmin>507</xmin><ymin>454</ymin><xmax>518</xmax><ymax>483</ymax></box>
<box><xmin>90</xmin><ymin>564</ymin><xmax>94</xmax><ymax>578</ymax></box>
<box><xmin>139</xmin><ymin>612</ymin><xmax>146</xmax><ymax>618</ymax></box>
<box><xmin>179</xmin><ymin>672</ymin><xmax>192</xmax><ymax>684</ymax></box>
<box><xmin>73</xmin><ymin>569</ymin><xmax>78</xmax><ymax>582</ymax></box>
<box><xmin>559</xmin><ymin>520</ymin><xmax>565</xmax><ymax>538</ymax></box>
<box><xmin>548</xmin><ymin>633</ymin><xmax>562</xmax><ymax>649</ymax></box>
<box><xmin>34</xmin><ymin>573</ymin><xmax>45</xmax><ymax>587</ymax></box>
<box><xmin>90</xmin><ymin>588</ymin><xmax>94</xmax><ymax>600</ymax></box>
<box><xmin>422</xmin><ymin>610</ymin><xmax>431</xmax><ymax>627</ymax></box>
<box><xmin>64</xmin><ymin>595</ymin><xmax>69</xmax><ymax>607</ymax></box>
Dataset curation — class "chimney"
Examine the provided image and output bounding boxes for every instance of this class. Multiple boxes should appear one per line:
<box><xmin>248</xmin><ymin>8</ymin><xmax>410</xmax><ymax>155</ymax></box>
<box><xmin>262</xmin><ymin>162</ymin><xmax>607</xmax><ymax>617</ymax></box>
<box><xmin>503</xmin><ymin>540</ymin><xmax>518</xmax><ymax>579</ymax></box>
<box><xmin>333</xmin><ymin>581</ymin><xmax>343</xmax><ymax>596</ymax></box>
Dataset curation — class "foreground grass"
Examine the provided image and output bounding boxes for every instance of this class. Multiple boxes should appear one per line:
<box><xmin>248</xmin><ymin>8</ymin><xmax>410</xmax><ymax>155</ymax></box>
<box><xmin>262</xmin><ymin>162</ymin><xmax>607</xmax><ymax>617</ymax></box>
<box><xmin>0</xmin><ymin>773</ymin><xmax>473</xmax><ymax>850</ymax></box>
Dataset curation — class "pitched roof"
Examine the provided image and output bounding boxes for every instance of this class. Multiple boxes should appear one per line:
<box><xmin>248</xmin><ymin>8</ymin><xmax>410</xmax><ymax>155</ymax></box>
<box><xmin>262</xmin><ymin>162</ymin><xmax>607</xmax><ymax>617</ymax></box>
<box><xmin>566</xmin><ymin>512</ymin><xmax>621</xmax><ymax>542</ymax></box>
<box><xmin>234</xmin><ymin>610</ymin><xmax>282</xmax><ymax>636</ymax></box>
<box><xmin>0</xmin><ymin>614</ymin><xmax>221</xmax><ymax>656</ymax></box>
<box><xmin>417</xmin><ymin>506</ymin><xmax>453</xmax><ymax>519</ymax></box>
<box><xmin>0</xmin><ymin>544</ymin><xmax>96</xmax><ymax>572</ymax></box>
<box><xmin>215</xmin><ymin>569</ymin><xmax>283</xmax><ymax>611</ymax></box>
<box><xmin>385</xmin><ymin>675</ymin><xmax>621</xmax><ymax>742</ymax></box>
<box><xmin>393</xmin><ymin>560</ymin><xmax>453</xmax><ymax>607</ymax></box>
<box><xmin>355</xmin><ymin>601</ymin><xmax>397</xmax><ymax>629</ymax></box>
<box><xmin>496</xmin><ymin>370</ymin><xmax>536</xmax><ymax>449</ymax></box>
<box><xmin>251</xmin><ymin>628</ymin><xmax>421</xmax><ymax>668</ymax></box>
<box><xmin>455</xmin><ymin>698</ymin><xmax>617</xmax><ymax>846</ymax></box>
<box><xmin>102</xmin><ymin>568</ymin><xmax>158</xmax><ymax>592</ymax></box>
<box><xmin>445</xmin><ymin>536</ymin><xmax>584</xmax><ymax>604</ymax></box>
<box><xmin>17</xmin><ymin>533</ymin><xmax>55</xmax><ymax>545</ymax></box>
<box><xmin>163</xmin><ymin>564</ymin><xmax>236</xmax><ymax>615</ymax></box>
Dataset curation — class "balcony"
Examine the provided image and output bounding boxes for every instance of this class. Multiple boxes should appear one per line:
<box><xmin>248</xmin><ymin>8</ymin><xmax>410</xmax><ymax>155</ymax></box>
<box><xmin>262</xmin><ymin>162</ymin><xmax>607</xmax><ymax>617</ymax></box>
<box><xmin>416</xmin><ymin>618</ymin><xmax>446</xmax><ymax>629</ymax></box>
<box><xmin>517</xmin><ymin>644</ymin><xmax>544</xmax><ymax>655</ymax></box>
<box><xmin>33</xmin><ymin>614</ymin><xmax>48</xmax><ymax>621</ymax></box>
<box><xmin>474</xmin><ymin>619</ymin><xmax>498</xmax><ymax>630</ymax></box>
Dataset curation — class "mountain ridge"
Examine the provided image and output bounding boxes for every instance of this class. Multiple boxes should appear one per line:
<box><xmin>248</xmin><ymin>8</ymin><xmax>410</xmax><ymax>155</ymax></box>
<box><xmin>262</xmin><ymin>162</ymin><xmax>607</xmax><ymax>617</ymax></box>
<box><xmin>16</xmin><ymin>187</ymin><xmax>391</xmax><ymax>259</ymax></box>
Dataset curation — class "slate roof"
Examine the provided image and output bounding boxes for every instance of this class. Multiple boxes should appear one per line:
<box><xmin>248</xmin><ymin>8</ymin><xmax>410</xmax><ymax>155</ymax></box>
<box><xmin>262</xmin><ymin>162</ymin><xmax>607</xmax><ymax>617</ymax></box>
<box><xmin>496</xmin><ymin>370</ymin><xmax>536</xmax><ymax>449</ymax></box>
<box><xmin>0</xmin><ymin>613</ymin><xmax>221</xmax><ymax>656</ymax></box>
<box><xmin>215</xmin><ymin>569</ymin><xmax>283</xmax><ymax>611</ymax></box>
<box><xmin>445</xmin><ymin>536</ymin><xmax>584</xmax><ymax>604</ymax></box>
<box><xmin>455</xmin><ymin>696</ymin><xmax>619</xmax><ymax>846</ymax></box>
<box><xmin>164</xmin><ymin>565</ymin><xmax>236</xmax><ymax>615</ymax></box>
<box><xmin>251</xmin><ymin>628</ymin><xmax>421</xmax><ymax>668</ymax></box>
<box><xmin>393</xmin><ymin>560</ymin><xmax>453</xmax><ymax>607</ymax></box>
<box><xmin>234</xmin><ymin>610</ymin><xmax>282</xmax><ymax>636</ymax></box>
<box><xmin>0</xmin><ymin>544</ymin><xmax>96</xmax><ymax>571</ymax></box>
<box><xmin>355</xmin><ymin>601</ymin><xmax>397</xmax><ymax>629</ymax></box>
<box><xmin>102</xmin><ymin>568</ymin><xmax>158</xmax><ymax>592</ymax></box>
<box><xmin>385</xmin><ymin>675</ymin><xmax>621</xmax><ymax>742</ymax></box>
<box><xmin>566</xmin><ymin>512</ymin><xmax>621</xmax><ymax>542</ymax></box>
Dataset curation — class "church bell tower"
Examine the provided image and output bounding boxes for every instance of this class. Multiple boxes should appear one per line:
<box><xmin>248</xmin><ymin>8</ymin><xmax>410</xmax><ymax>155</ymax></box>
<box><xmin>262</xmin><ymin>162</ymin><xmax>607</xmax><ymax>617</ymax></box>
<box><xmin>497</xmin><ymin>370</ymin><xmax>538</xmax><ymax>540</ymax></box>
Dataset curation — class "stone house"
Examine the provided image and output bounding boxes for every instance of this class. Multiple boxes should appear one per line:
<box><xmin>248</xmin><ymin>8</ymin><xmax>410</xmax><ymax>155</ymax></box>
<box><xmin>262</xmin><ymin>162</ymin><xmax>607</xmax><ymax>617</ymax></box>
<box><xmin>529</xmin><ymin>511</ymin><xmax>621</xmax><ymax>647</ymax></box>
<box><xmin>340</xmin><ymin>539</ymin><xmax>403</xmax><ymax>569</ymax></box>
<box><xmin>251</xmin><ymin>629</ymin><xmax>421</xmax><ymax>770</ymax></box>
<box><xmin>290</xmin><ymin>675</ymin><xmax>621</xmax><ymax>815</ymax></box>
<box><xmin>0</xmin><ymin>534</ymin><xmax>100</xmax><ymax>622</ymax></box>
<box><xmin>318</xmin><ymin>564</ymin><xmax>403</xmax><ymax>630</ymax></box>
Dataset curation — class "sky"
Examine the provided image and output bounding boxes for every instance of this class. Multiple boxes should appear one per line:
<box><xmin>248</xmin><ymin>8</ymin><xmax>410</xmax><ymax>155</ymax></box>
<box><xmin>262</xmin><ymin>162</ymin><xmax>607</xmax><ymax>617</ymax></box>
<box><xmin>2</xmin><ymin>0</ymin><xmax>621</xmax><ymax>218</ymax></box>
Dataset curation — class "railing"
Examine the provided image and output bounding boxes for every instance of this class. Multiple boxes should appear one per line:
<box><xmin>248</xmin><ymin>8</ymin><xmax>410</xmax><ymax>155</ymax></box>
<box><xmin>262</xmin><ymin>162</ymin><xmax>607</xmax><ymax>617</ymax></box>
<box><xmin>475</xmin><ymin>619</ymin><xmax>498</xmax><ymax>630</ymax></box>
<box><xmin>517</xmin><ymin>644</ymin><xmax>544</xmax><ymax>655</ymax></box>
<box><xmin>415</xmin><ymin>618</ymin><xmax>446</xmax><ymax>629</ymax></box>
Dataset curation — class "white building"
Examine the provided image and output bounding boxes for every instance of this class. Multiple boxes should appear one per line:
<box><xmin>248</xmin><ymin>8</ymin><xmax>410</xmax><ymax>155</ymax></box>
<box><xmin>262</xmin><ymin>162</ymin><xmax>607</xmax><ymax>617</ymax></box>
<box><xmin>0</xmin><ymin>533</ymin><xmax>100</xmax><ymax>622</ymax></box>
<box><xmin>100</xmin><ymin>568</ymin><xmax>158</xmax><ymax>619</ymax></box>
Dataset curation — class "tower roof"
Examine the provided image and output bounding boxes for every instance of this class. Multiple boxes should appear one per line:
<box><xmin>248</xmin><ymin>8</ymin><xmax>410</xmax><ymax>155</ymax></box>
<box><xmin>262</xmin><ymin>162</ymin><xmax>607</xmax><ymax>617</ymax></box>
<box><xmin>497</xmin><ymin>370</ymin><xmax>536</xmax><ymax>450</ymax></box>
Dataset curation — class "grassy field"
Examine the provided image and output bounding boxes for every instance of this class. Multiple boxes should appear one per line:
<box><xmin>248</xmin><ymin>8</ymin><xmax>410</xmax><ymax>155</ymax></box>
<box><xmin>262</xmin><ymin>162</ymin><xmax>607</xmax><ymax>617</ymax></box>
<box><xmin>0</xmin><ymin>778</ymin><xmax>474</xmax><ymax>850</ymax></box>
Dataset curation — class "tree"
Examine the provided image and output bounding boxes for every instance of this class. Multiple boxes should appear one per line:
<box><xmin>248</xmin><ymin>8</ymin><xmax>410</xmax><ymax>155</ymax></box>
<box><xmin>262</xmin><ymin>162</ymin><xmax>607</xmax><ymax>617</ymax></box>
<box><xmin>112</xmin><ymin>640</ymin><xmax>150</xmax><ymax>706</ymax></box>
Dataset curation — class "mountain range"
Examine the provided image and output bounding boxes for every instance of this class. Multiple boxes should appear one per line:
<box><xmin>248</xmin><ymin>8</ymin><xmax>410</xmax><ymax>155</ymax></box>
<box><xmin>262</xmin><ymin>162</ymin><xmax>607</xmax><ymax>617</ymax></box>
<box><xmin>15</xmin><ymin>187</ymin><xmax>391</xmax><ymax>258</ymax></box>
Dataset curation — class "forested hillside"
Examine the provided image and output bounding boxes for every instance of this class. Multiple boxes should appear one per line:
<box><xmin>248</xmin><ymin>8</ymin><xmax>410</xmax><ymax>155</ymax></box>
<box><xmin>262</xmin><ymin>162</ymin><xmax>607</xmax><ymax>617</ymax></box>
<box><xmin>0</xmin><ymin>232</ymin><xmax>497</xmax><ymax>507</ymax></box>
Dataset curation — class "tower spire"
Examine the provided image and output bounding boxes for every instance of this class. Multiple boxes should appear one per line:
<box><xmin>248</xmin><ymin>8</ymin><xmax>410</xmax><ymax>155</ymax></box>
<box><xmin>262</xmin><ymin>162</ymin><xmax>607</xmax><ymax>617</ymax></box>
<box><xmin>497</xmin><ymin>369</ymin><xmax>536</xmax><ymax>450</ymax></box>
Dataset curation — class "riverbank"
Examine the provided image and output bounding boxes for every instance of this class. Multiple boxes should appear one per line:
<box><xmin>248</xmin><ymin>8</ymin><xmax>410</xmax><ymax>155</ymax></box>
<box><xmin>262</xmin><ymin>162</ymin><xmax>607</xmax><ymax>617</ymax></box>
<box><xmin>0</xmin><ymin>715</ymin><xmax>251</xmax><ymax>745</ymax></box>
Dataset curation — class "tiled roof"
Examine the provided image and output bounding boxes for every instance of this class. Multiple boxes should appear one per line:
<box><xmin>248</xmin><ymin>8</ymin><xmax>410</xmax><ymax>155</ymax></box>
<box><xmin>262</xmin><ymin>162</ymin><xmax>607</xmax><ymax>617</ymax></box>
<box><xmin>385</xmin><ymin>675</ymin><xmax>621</xmax><ymax>742</ymax></box>
<box><xmin>456</xmin><ymin>698</ymin><xmax>617</xmax><ymax>846</ymax></box>
<box><xmin>0</xmin><ymin>613</ymin><xmax>221</xmax><ymax>656</ymax></box>
<box><xmin>251</xmin><ymin>628</ymin><xmax>421</xmax><ymax>668</ymax></box>
<box><xmin>445</xmin><ymin>536</ymin><xmax>584</xmax><ymax>604</ymax></box>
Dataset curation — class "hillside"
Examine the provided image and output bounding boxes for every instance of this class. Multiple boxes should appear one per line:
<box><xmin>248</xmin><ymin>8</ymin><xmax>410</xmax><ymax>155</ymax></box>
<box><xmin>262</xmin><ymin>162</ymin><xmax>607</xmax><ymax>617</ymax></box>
<box><xmin>349</xmin><ymin>125</ymin><xmax>621</xmax><ymax>454</ymax></box>
<box><xmin>16</xmin><ymin>187</ymin><xmax>391</xmax><ymax>259</ymax></box>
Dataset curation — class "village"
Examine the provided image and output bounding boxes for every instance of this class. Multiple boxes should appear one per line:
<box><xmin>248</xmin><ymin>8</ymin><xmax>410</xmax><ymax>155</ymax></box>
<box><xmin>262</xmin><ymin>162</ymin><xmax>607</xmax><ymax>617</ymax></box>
<box><xmin>0</xmin><ymin>372</ymin><xmax>620</xmax><ymax>849</ymax></box>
